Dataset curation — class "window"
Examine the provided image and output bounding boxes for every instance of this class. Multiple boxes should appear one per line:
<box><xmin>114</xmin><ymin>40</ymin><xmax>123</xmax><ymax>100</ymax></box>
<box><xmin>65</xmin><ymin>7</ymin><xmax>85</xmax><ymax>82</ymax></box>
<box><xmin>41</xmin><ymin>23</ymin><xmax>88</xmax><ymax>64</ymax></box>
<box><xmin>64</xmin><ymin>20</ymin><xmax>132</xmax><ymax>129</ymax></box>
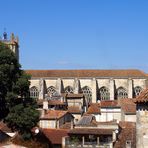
<box><xmin>99</xmin><ymin>87</ymin><xmax>110</xmax><ymax>100</ymax></box>
<box><xmin>47</xmin><ymin>86</ymin><xmax>57</xmax><ymax>97</ymax></box>
<box><xmin>65</xmin><ymin>86</ymin><xmax>73</xmax><ymax>94</ymax></box>
<box><xmin>30</xmin><ymin>86</ymin><xmax>39</xmax><ymax>99</ymax></box>
<box><xmin>116</xmin><ymin>87</ymin><xmax>128</xmax><ymax>99</ymax></box>
<box><xmin>134</xmin><ymin>86</ymin><xmax>142</xmax><ymax>97</ymax></box>
<box><xmin>82</xmin><ymin>86</ymin><xmax>92</xmax><ymax>104</ymax></box>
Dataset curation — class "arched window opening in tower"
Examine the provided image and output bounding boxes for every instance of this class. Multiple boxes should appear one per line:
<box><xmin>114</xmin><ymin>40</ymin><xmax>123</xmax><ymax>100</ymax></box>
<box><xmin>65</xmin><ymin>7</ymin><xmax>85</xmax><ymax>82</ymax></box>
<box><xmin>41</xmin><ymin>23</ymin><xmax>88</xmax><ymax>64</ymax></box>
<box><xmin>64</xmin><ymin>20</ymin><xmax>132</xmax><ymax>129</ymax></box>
<box><xmin>65</xmin><ymin>86</ymin><xmax>74</xmax><ymax>94</ymax></box>
<box><xmin>47</xmin><ymin>86</ymin><xmax>57</xmax><ymax>97</ymax></box>
<box><xmin>82</xmin><ymin>86</ymin><xmax>92</xmax><ymax>104</ymax></box>
<box><xmin>99</xmin><ymin>86</ymin><xmax>110</xmax><ymax>100</ymax></box>
<box><xmin>116</xmin><ymin>87</ymin><xmax>128</xmax><ymax>99</ymax></box>
<box><xmin>30</xmin><ymin>86</ymin><xmax>39</xmax><ymax>99</ymax></box>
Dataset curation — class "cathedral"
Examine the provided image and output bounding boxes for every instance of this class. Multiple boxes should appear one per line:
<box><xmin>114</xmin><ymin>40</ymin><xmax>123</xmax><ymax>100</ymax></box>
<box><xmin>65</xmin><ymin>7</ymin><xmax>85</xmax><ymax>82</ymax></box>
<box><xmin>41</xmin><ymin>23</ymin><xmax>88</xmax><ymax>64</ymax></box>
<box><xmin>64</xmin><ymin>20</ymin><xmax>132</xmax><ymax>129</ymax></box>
<box><xmin>1</xmin><ymin>33</ymin><xmax>148</xmax><ymax>103</ymax></box>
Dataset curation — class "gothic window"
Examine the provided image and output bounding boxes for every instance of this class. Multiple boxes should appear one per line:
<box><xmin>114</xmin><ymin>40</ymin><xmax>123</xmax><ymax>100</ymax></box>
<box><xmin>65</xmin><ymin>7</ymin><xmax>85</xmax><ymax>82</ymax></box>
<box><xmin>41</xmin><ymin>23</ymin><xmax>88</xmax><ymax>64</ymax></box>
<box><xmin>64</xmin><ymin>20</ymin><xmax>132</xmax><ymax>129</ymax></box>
<box><xmin>116</xmin><ymin>87</ymin><xmax>128</xmax><ymax>99</ymax></box>
<box><xmin>100</xmin><ymin>87</ymin><xmax>110</xmax><ymax>100</ymax></box>
<box><xmin>30</xmin><ymin>86</ymin><xmax>39</xmax><ymax>99</ymax></box>
<box><xmin>65</xmin><ymin>86</ymin><xmax>73</xmax><ymax>94</ymax></box>
<box><xmin>47</xmin><ymin>86</ymin><xmax>57</xmax><ymax>97</ymax></box>
<box><xmin>134</xmin><ymin>86</ymin><xmax>142</xmax><ymax>97</ymax></box>
<box><xmin>82</xmin><ymin>86</ymin><xmax>92</xmax><ymax>104</ymax></box>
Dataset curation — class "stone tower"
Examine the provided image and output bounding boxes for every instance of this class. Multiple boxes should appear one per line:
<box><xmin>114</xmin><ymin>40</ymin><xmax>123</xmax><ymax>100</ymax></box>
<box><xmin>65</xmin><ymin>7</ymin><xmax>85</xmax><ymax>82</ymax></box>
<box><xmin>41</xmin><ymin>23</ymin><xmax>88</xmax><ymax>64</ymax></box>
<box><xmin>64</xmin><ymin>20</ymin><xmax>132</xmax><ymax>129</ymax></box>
<box><xmin>0</xmin><ymin>32</ymin><xmax>19</xmax><ymax>61</ymax></box>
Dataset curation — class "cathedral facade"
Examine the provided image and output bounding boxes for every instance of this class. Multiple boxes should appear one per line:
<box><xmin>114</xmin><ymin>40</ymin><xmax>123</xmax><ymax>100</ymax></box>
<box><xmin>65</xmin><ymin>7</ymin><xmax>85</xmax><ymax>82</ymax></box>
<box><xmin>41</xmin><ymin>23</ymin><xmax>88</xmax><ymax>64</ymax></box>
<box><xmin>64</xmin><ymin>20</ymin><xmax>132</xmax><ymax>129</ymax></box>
<box><xmin>26</xmin><ymin>69</ymin><xmax>148</xmax><ymax>103</ymax></box>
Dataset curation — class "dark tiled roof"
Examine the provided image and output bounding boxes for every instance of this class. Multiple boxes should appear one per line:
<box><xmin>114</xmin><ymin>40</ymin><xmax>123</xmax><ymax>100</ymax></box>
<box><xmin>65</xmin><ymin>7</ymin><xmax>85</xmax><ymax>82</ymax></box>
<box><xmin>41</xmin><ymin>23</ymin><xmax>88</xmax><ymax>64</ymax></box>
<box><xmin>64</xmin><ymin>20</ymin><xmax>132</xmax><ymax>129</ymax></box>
<box><xmin>134</xmin><ymin>88</ymin><xmax>148</xmax><ymax>103</ymax></box>
<box><xmin>114</xmin><ymin>122</ymin><xmax>136</xmax><ymax>148</ymax></box>
<box><xmin>68</xmin><ymin>128</ymin><xmax>113</xmax><ymax>135</ymax></box>
<box><xmin>41</xmin><ymin>128</ymin><xmax>68</xmax><ymax>145</ymax></box>
<box><xmin>25</xmin><ymin>69</ymin><xmax>146</xmax><ymax>78</ymax></box>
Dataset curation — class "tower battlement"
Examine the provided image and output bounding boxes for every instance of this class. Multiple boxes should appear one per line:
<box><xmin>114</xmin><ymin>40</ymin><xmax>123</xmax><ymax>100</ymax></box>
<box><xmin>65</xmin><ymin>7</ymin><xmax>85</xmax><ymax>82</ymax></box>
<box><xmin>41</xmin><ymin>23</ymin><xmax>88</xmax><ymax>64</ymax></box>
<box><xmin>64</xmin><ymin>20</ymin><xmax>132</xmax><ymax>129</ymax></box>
<box><xmin>0</xmin><ymin>32</ymin><xmax>19</xmax><ymax>61</ymax></box>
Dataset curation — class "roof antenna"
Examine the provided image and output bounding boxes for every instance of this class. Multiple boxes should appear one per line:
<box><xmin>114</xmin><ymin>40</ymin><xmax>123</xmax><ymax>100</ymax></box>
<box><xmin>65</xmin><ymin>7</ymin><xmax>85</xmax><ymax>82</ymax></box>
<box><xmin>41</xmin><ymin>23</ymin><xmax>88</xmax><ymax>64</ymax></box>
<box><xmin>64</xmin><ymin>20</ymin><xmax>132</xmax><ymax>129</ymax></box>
<box><xmin>3</xmin><ymin>28</ymin><xmax>7</xmax><ymax>40</ymax></box>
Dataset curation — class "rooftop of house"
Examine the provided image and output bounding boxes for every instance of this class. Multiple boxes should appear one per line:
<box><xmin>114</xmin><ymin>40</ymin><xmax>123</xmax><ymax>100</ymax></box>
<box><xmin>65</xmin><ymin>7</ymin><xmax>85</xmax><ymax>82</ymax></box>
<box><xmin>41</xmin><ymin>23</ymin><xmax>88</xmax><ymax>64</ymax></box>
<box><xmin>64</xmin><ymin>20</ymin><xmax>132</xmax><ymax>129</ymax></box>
<box><xmin>120</xmin><ymin>99</ymin><xmax>136</xmax><ymax>114</ymax></box>
<box><xmin>41</xmin><ymin>128</ymin><xmax>68</xmax><ymax>145</ymax></box>
<box><xmin>25</xmin><ymin>69</ymin><xmax>147</xmax><ymax>78</ymax></box>
<box><xmin>40</xmin><ymin>110</ymin><xmax>70</xmax><ymax>120</ymax></box>
<box><xmin>86</xmin><ymin>99</ymin><xmax>136</xmax><ymax>114</ymax></box>
<box><xmin>114</xmin><ymin>121</ymin><xmax>136</xmax><ymax>148</ymax></box>
<box><xmin>134</xmin><ymin>88</ymin><xmax>148</xmax><ymax>103</ymax></box>
<box><xmin>100</xmin><ymin>100</ymin><xmax>119</xmax><ymax>108</ymax></box>
<box><xmin>37</xmin><ymin>99</ymin><xmax>66</xmax><ymax>106</ymax></box>
<box><xmin>86</xmin><ymin>103</ymin><xmax>101</xmax><ymax>114</ymax></box>
<box><xmin>68</xmin><ymin>128</ymin><xmax>113</xmax><ymax>135</ymax></box>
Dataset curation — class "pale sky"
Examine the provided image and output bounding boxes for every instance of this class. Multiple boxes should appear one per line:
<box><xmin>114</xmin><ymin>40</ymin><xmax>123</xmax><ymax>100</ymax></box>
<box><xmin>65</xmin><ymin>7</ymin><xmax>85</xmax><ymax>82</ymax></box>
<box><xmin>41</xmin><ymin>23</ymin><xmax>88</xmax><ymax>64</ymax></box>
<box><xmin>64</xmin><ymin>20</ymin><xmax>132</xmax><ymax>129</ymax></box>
<box><xmin>1</xmin><ymin>0</ymin><xmax>148</xmax><ymax>72</ymax></box>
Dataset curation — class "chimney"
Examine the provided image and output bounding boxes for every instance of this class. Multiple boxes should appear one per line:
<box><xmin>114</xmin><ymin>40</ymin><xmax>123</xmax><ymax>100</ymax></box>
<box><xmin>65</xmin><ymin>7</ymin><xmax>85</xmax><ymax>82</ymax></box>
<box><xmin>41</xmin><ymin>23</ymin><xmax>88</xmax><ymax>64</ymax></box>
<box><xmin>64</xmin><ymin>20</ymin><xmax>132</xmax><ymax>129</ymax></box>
<box><xmin>71</xmin><ymin>119</ymin><xmax>74</xmax><ymax>129</ymax></box>
<box><xmin>43</xmin><ymin>100</ymin><xmax>48</xmax><ymax>110</ymax></box>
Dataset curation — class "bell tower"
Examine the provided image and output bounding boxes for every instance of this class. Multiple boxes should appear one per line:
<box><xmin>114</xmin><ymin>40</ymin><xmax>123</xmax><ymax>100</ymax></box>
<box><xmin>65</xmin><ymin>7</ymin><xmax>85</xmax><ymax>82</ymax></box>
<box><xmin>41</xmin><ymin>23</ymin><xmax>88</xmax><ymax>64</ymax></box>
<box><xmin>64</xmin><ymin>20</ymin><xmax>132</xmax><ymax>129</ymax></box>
<box><xmin>0</xmin><ymin>32</ymin><xmax>19</xmax><ymax>62</ymax></box>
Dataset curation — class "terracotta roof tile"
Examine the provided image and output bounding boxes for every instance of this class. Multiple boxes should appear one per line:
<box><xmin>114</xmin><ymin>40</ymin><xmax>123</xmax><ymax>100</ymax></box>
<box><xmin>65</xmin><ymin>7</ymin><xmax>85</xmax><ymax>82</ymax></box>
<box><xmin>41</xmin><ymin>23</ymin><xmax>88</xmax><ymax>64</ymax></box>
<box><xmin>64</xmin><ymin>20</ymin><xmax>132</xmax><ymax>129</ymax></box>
<box><xmin>134</xmin><ymin>88</ymin><xmax>148</xmax><ymax>103</ymax></box>
<box><xmin>37</xmin><ymin>100</ymin><xmax>66</xmax><ymax>106</ymax></box>
<box><xmin>68</xmin><ymin>128</ymin><xmax>113</xmax><ymax>135</ymax></box>
<box><xmin>25</xmin><ymin>69</ymin><xmax>146</xmax><ymax>78</ymax></box>
<box><xmin>87</xmin><ymin>103</ymin><xmax>101</xmax><ymax>114</ymax></box>
<box><xmin>114</xmin><ymin>122</ymin><xmax>136</xmax><ymax>148</ymax></box>
<box><xmin>41</xmin><ymin>128</ymin><xmax>68</xmax><ymax>144</ymax></box>
<box><xmin>100</xmin><ymin>100</ymin><xmax>119</xmax><ymax>108</ymax></box>
<box><xmin>120</xmin><ymin>99</ymin><xmax>136</xmax><ymax>114</ymax></box>
<box><xmin>40</xmin><ymin>110</ymin><xmax>68</xmax><ymax>120</ymax></box>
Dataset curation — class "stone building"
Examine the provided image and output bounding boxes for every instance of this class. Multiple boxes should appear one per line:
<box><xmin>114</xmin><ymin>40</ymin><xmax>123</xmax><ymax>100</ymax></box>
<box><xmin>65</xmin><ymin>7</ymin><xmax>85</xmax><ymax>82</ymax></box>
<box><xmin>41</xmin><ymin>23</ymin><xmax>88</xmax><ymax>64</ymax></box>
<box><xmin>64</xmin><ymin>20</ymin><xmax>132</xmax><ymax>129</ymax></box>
<box><xmin>26</xmin><ymin>69</ymin><xmax>147</xmax><ymax>103</ymax></box>
<box><xmin>0</xmin><ymin>32</ymin><xmax>19</xmax><ymax>61</ymax></box>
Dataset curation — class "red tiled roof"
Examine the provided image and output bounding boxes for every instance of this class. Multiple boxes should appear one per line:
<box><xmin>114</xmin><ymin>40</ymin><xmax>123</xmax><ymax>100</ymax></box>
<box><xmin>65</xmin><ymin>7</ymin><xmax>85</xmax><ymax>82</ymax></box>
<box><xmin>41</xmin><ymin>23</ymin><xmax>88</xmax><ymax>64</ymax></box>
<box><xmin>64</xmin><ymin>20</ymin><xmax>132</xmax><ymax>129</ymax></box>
<box><xmin>134</xmin><ymin>88</ymin><xmax>148</xmax><ymax>103</ymax></box>
<box><xmin>100</xmin><ymin>100</ymin><xmax>119</xmax><ymax>108</ymax></box>
<box><xmin>25</xmin><ymin>69</ymin><xmax>146</xmax><ymax>78</ymax></box>
<box><xmin>48</xmin><ymin>100</ymin><xmax>65</xmax><ymax>105</ymax></box>
<box><xmin>120</xmin><ymin>99</ymin><xmax>136</xmax><ymax>114</ymax></box>
<box><xmin>114</xmin><ymin>122</ymin><xmax>136</xmax><ymax>148</ymax></box>
<box><xmin>40</xmin><ymin>110</ymin><xmax>68</xmax><ymax>120</ymax></box>
<box><xmin>66</xmin><ymin>93</ymin><xmax>84</xmax><ymax>98</ymax></box>
<box><xmin>87</xmin><ymin>103</ymin><xmax>101</xmax><ymax>114</ymax></box>
<box><xmin>41</xmin><ymin>128</ymin><xmax>68</xmax><ymax>144</ymax></box>
<box><xmin>37</xmin><ymin>100</ymin><xmax>66</xmax><ymax>106</ymax></box>
<box><xmin>68</xmin><ymin>128</ymin><xmax>113</xmax><ymax>135</ymax></box>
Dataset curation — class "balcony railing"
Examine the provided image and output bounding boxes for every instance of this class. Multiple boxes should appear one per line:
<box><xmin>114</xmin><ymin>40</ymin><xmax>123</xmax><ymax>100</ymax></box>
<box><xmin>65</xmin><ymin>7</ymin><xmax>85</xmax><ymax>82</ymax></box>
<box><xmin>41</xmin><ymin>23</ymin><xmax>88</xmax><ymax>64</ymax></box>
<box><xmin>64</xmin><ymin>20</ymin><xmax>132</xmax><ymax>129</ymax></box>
<box><xmin>65</xmin><ymin>141</ymin><xmax>112</xmax><ymax>148</ymax></box>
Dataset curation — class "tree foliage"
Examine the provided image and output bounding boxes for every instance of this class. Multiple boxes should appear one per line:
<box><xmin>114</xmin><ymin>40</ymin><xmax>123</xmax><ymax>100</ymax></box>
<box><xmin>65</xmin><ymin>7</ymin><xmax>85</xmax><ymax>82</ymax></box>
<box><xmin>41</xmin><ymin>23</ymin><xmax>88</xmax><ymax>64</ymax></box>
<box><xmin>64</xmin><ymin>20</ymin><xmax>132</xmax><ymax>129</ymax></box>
<box><xmin>0</xmin><ymin>42</ymin><xmax>39</xmax><ymax>140</ymax></box>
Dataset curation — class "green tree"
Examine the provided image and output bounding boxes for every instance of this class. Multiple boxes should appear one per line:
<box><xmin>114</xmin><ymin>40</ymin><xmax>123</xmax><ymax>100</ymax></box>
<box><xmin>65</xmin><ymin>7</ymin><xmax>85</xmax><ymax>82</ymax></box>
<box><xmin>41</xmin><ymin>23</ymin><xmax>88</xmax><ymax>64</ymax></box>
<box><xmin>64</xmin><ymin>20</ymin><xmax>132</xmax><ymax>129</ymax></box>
<box><xmin>0</xmin><ymin>42</ymin><xmax>39</xmax><ymax>140</ymax></box>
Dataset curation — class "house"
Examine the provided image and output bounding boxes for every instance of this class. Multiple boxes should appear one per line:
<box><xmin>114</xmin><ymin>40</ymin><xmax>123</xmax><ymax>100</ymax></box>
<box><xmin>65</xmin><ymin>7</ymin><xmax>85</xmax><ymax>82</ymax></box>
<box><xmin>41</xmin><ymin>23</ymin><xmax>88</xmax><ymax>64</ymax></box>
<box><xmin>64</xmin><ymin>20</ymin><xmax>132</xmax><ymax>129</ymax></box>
<box><xmin>64</xmin><ymin>115</ymin><xmax>119</xmax><ymax>148</ymax></box>
<box><xmin>66</xmin><ymin>93</ymin><xmax>85</xmax><ymax>121</ymax></box>
<box><xmin>86</xmin><ymin>100</ymin><xmax>136</xmax><ymax>122</ymax></box>
<box><xmin>39</xmin><ymin>110</ymin><xmax>74</xmax><ymax>129</ymax></box>
<box><xmin>41</xmin><ymin>128</ymin><xmax>68</xmax><ymax>148</ymax></box>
